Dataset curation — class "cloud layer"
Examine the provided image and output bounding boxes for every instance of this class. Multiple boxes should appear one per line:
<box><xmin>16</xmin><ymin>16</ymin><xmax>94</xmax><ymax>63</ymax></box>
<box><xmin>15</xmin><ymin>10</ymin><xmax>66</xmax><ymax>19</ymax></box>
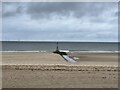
<box><xmin>2</xmin><ymin>2</ymin><xmax>118</xmax><ymax>42</ymax></box>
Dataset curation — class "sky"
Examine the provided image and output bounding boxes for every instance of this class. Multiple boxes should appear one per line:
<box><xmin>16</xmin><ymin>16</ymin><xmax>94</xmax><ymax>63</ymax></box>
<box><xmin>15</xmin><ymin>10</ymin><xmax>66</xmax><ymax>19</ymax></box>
<box><xmin>2</xmin><ymin>2</ymin><xmax>118</xmax><ymax>42</ymax></box>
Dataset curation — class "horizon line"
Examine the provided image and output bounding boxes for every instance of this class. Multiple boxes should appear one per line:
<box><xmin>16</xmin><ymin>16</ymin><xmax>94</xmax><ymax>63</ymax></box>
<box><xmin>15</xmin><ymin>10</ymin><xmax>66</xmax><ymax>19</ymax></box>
<box><xmin>0</xmin><ymin>40</ymin><xmax>118</xmax><ymax>42</ymax></box>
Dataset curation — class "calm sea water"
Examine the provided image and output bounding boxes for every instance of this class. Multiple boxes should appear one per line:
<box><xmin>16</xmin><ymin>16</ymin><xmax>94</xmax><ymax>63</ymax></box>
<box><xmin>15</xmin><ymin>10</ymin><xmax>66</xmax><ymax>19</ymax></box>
<box><xmin>1</xmin><ymin>41</ymin><xmax>118</xmax><ymax>52</ymax></box>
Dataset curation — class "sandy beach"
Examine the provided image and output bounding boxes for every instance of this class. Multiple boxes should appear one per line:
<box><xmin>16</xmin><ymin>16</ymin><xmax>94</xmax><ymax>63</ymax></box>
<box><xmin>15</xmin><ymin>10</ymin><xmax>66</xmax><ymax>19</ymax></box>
<box><xmin>2</xmin><ymin>52</ymin><xmax>118</xmax><ymax>88</ymax></box>
<box><xmin>2</xmin><ymin>1</ymin><xmax>119</xmax><ymax>89</ymax></box>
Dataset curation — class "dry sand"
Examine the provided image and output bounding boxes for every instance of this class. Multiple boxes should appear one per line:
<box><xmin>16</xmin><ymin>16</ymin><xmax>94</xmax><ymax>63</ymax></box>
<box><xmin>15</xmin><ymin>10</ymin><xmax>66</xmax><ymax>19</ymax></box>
<box><xmin>2</xmin><ymin>52</ymin><xmax>68</xmax><ymax>65</ymax></box>
<box><xmin>2</xmin><ymin>52</ymin><xmax>118</xmax><ymax>88</ymax></box>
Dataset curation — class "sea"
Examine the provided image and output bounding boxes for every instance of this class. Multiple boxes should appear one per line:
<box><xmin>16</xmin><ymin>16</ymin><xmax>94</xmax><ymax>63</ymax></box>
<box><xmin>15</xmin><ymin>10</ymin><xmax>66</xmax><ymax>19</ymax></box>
<box><xmin>1</xmin><ymin>41</ymin><xmax>118</xmax><ymax>52</ymax></box>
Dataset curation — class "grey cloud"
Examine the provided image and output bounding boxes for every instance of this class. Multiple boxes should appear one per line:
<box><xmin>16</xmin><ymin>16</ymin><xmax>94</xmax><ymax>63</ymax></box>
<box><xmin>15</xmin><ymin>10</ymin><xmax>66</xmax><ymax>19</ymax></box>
<box><xmin>2</xmin><ymin>2</ymin><xmax>26</xmax><ymax>17</ymax></box>
<box><xmin>2</xmin><ymin>2</ymin><xmax>118</xmax><ymax>42</ymax></box>
<box><xmin>26</xmin><ymin>2</ymin><xmax>117</xmax><ymax>19</ymax></box>
<box><xmin>2</xmin><ymin>2</ymin><xmax>117</xmax><ymax>23</ymax></box>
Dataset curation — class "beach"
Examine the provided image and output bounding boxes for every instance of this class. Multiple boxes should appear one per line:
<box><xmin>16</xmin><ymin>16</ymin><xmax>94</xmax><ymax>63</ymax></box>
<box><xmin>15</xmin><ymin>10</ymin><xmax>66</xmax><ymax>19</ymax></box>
<box><xmin>2</xmin><ymin>52</ymin><xmax>118</xmax><ymax>88</ymax></box>
<box><xmin>2</xmin><ymin>1</ymin><xmax>118</xmax><ymax>89</ymax></box>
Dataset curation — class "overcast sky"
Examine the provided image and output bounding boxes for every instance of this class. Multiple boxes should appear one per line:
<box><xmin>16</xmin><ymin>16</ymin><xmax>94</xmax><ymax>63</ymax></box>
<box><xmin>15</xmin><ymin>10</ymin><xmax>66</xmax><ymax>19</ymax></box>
<box><xmin>2</xmin><ymin>2</ymin><xmax>118</xmax><ymax>42</ymax></box>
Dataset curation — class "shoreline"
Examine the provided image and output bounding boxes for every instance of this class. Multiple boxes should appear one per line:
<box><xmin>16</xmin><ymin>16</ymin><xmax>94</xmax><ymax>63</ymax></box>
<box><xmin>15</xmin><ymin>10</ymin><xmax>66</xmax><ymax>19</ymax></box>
<box><xmin>1</xmin><ymin>50</ymin><xmax>119</xmax><ymax>53</ymax></box>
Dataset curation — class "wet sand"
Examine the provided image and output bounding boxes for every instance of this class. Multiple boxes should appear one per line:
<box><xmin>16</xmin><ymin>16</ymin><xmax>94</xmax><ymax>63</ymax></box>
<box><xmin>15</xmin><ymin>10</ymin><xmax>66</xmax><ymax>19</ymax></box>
<box><xmin>68</xmin><ymin>52</ymin><xmax>118</xmax><ymax>66</ymax></box>
<box><xmin>2</xmin><ymin>52</ymin><xmax>118</xmax><ymax>88</ymax></box>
